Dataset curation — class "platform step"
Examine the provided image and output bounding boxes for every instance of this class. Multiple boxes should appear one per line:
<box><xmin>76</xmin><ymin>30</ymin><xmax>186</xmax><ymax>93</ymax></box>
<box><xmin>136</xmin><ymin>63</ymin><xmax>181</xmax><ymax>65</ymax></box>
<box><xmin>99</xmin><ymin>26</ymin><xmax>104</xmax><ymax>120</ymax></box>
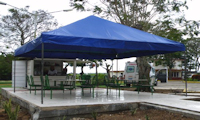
<box><xmin>140</xmin><ymin>102</ymin><xmax>200</xmax><ymax>120</ymax></box>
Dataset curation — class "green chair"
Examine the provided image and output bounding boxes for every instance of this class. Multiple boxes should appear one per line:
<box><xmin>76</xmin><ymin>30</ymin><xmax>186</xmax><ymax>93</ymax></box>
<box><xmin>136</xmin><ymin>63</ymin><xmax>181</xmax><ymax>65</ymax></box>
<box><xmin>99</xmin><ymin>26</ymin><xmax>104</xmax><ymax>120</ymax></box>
<box><xmin>44</xmin><ymin>75</ymin><xmax>66</xmax><ymax>99</ymax></box>
<box><xmin>62</xmin><ymin>75</ymin><xmax>75</xmax><ymax>88</ymax></box>
<box><xmin>80</xmin><ymin>75</ymin><xmax>96</xmax><ymax>97</ymax></box>
<box><xmin>42</xmin><ymin>75</ymin><xmax>74</xmax><ymax>99</ymax></box>
<box><xmin>58</xmin><ymin>75</ymin><xmax>74</xmax><ymax>94</ymax></box>
<box><xmin>26</xmin><ymin>75</ymin><xmax>41</xmax><ymax>95</ymax></box>
<box><xmin>105</xmin><ymin>75</ymin><xmax>121</xmax><ymax>96</ymax></box>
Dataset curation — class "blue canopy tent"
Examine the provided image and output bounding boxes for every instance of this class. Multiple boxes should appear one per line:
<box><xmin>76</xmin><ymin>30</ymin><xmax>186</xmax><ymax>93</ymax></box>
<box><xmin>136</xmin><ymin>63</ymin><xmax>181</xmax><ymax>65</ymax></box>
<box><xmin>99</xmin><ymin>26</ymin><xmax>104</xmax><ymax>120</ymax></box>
<box><xmin>15</xmin><ymin>15</ymin><xmax>185</xmax><ymax>59</ymax></box>
<box><xmin>14</xmin><ymin>15</ymin><xmax>185</xmax><ymax>104</ymax></box>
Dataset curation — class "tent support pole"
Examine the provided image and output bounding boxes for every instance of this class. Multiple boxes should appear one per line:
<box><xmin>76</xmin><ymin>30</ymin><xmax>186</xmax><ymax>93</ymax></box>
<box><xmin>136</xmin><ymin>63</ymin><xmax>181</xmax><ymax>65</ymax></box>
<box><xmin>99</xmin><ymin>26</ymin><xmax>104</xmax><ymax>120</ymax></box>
<box><xmin>95</xmin><ymin>62</ymin><xmax>98</xmax><ymax>87</ymax></box>
<box><xmin>116</xmin><ymin>54</ymin><xmax>118</xmax><ymax>78</ymax></box>
<box><xmin>41</xmin><ymin>43</ymin><xmax>44</xmax><ymax>104</ymax></box>
<box><xmin>184</xmin><ymin>51</ymin><xmax>187</xmax><ymax>97</ymax></box>
<box><xmin>112</xmin><ymin>60</ymin><xmax>113</xmax><ymax>77</ymax></box>
<box><xmin>25</xmin><ymin>61</ymin><xmax>28</xmax><ymax>88</ymax></box>
<box><xmin>73</xmin><ymin>60</ymin><xmax>76</xmax><ymax>80</ymax></box>
<box><xmin>14</xmin><ymin>59</ymin><xmax>16</xmax><ymax>93</ymax></box>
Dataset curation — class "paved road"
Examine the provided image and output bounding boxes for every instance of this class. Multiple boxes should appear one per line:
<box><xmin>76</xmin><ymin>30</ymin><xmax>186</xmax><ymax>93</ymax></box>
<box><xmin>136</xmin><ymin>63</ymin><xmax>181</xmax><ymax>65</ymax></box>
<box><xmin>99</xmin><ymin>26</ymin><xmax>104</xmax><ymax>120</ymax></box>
<box><xmin>154</xmin><ymin>80</ymin><xmax>200</xmax><ymax>92</ymax></box>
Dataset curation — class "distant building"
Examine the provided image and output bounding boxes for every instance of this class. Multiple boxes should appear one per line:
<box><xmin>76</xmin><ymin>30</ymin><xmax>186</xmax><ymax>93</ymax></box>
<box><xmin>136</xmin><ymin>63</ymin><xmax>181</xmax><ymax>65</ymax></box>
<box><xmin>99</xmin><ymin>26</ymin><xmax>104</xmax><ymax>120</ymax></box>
<box><xmin>111</xmin><ymin>60</ymin><xmax>185</xmax><ymax>80</ymax></box>
<box><xmin>153</xmin><ymin>59</ymin><xmax>184</xmax><ymax>80</ymax></box>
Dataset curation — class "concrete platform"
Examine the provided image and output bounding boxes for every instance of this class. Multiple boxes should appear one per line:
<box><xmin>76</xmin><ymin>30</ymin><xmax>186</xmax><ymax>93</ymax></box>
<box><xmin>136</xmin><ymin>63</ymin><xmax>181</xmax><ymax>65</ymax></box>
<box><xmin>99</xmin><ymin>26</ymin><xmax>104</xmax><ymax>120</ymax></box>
<box><xmin>2</xmin><ymin>87</ymin><xmax>200</xmax><ymax>120</ymax></box>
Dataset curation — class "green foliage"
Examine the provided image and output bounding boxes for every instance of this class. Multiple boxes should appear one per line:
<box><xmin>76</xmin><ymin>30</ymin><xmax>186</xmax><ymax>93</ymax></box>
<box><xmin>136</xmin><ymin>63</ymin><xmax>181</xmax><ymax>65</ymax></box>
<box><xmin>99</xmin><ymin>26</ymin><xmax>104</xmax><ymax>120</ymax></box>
<box><xmin>0</xmin><ymin>81</ymin><xmax>12</xmax><ymax>93</ymax></box>
<box><xmin>0</xmin><ymin>6</ymin><xmax>58</xmax><ymax>52</ymax></box>
<box><xmin>0</xmin><ymin>95</ymin><xmax>2</xmax><ymax>108</ymax></box>
<box><xmin>0</xmin><ymin>81</ymin><xmax>12</xmax><ymax>84</ymax></box>
<box><xmin>130</xmin><ymin>107</ymin><xmax>137</xmax><ymax>116</ymax></box>
<box><xmin>184</xmin><ymin>38</ymin><xmax>200</xmax><ymax>71</ymax></box>
<box><xmin>187</xmin><ymin>78</ymin><xmax>198</xmax><ymax>81</ymax></box>
<box><xmin>57</xmin><ymin>116</ymin><xmax>66</xmax><ymax>120</ymax></box>
<box><xmin>91</xmin><ymin>111</ymin><xmax>97</xmax><ymax>120</ymax></box>
<box><xmin>62</xmin><ymin>116</ymin><xmax>66</xmax><ymax>120</ymax></box>
<box><xmin>0</xmin><ymin>54</ymin><xmax>15</xmax><ymax>80</ymax></box>
<box><xmin>75</xmin><ymin>73</ymin><xmax>106</xmax><ymax>85</ymax></box>
<box><xmin>3</xmin><ymin>98</ymin><xmax>20</xmax><ymax>120</ymax></box>
<box><xmin>70</xmin><ymin>0</ymin><xmax>188</xmax><ymax>31</ymax></box>
<box><xmin>150</xmin><ymin>17</ymin><xmax>185</xmax><ymax>70</ymax></box>
<box><xmin>89</xmin><ymin>73</ymin><xmax>106</xmax><ymax>85</ymax></box>
<box><xmin>145</xmin><ymin>115</ymin><xmax>149</xmax><ymax>120</ymax></box>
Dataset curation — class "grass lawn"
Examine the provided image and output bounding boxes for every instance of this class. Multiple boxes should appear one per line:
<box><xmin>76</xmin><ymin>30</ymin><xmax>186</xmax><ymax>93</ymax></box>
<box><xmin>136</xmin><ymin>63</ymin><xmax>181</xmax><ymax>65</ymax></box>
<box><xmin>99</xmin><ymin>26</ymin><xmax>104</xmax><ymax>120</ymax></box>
<box><xmin>0</xmin><ymin>81</ymin><xmax>12</xmax><ymax>93</ymax></box>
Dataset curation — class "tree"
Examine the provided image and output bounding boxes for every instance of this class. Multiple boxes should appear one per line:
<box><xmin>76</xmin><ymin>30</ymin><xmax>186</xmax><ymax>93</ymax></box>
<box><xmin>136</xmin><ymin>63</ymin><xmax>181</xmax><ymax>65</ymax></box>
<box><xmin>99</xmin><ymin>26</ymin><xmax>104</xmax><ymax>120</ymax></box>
<box><xmin>0</xmin><ymin>6</ymin><xmax>58</xmax><ymax>53</ymax></box>
<box><xmin>150</xmin><ymin>15</ymin><xmax>200</xmax><ymax>79</ymax></box>
<box><xmin>149</xmin><ymin>17</ymin><xmax>184</xmax><ymax>79</ymax></box>
<box><xmin>185</xmin><ymin>38</ymin><xmax>200</xmax><ymax>72</ymax></box>
<box><xmin>0</xmin><ymin>53</ymin><xmax>15</xmax><ymax>80</ymax></box>
<box><xmin>70</xmin><ymin>0</ymin><xmax>187</xmax><ymax>31</ymax></box>
<box><xmin>77</xmin><ymin>62</ymin><xmax>86</xmax><ymax>75</ymax></box>
<box><xmin>101</xmin><ymin>60</ymin><xmax>113</xmax><ymax>78</ymax></box>
<box><xmin>70</xmin><ymin>0</ymin><xmax>188</xmax><ymax>80</ymax></box>
<box><xmin>88</xmin><ymin>60</ymin><xmax>103</xmax><ymax>86</ymax></box>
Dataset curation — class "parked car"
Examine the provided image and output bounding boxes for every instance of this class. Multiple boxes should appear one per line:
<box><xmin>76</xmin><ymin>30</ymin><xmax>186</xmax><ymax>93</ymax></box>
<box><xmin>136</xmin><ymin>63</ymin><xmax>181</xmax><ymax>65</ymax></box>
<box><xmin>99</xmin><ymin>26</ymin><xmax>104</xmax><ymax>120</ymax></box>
<box><xmin>192</xmin><ymin>74</ymin><xmax>200</xmax><ymax>80</ymax></box>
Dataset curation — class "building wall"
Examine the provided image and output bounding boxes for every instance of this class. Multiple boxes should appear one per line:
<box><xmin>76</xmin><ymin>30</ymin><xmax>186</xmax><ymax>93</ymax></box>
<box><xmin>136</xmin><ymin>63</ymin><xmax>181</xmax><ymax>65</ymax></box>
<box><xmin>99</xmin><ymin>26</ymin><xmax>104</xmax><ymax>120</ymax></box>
<box><xmin>153</xmin><ymin>60</ymin><xmax>184</xmax><ymax>80</ymax></box>
<box><xmin>12</xmin><ymin>59</ymin><xmax>68</xmax><ymax>89</ymax></box>
<box><xmin>27</xmin><ymin>60</ymin><xmax>33</xmax><ymax>76</ymax></box>
<box><xmin>12</xmin><ymin>60</ymin><xmax>26</xmax><ymax>87</ymax></box>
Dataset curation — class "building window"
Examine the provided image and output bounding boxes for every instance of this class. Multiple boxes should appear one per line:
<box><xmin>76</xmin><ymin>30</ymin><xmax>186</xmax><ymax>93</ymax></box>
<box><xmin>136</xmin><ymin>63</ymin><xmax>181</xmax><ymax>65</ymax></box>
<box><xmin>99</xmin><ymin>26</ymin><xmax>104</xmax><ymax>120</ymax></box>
<box><xmin>172</xmin><ymin>72</ymin><xmax>179</xmax><ymax>77</ymax></box>
<box><xmin>126</xmin><ymin>66</ymin><xmax>135</xmax><ymax>73</ymax></box>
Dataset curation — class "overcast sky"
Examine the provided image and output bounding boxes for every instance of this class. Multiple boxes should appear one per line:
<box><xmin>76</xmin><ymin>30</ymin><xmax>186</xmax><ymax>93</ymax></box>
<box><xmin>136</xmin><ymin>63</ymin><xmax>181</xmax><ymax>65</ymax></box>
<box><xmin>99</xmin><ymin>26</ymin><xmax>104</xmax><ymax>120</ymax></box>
<box><xmin>0</xmin><ymin>0</ymin><xmax>93</xmax><ymax>26</ymax></box>
<box><xmin>0</xmin><ymin>0</ymin><xmax>199</xmax><ymax>74</ymax></box>
<box><xmin>1</xmin><ymin>0</ymin><xmax>199</xmax><ymax>24</ymax></box>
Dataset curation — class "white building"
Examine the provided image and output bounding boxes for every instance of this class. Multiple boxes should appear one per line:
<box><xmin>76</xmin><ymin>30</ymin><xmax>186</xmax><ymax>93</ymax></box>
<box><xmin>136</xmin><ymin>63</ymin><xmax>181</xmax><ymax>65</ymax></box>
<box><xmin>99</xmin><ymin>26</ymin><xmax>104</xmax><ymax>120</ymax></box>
<box><xmin>153</xmin><ymin>60</ymin><xmax>183</xmax><ymax>80</ymax></box>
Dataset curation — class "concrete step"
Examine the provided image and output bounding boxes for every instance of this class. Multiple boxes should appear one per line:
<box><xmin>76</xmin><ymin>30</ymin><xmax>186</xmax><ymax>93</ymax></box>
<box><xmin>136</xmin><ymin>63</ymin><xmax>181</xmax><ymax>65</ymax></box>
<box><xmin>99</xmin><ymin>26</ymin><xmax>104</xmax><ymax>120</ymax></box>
<box><xmin>140</xmin><ymin>102</ymin><xmax>200</xmax><ymax>120</ymax></box>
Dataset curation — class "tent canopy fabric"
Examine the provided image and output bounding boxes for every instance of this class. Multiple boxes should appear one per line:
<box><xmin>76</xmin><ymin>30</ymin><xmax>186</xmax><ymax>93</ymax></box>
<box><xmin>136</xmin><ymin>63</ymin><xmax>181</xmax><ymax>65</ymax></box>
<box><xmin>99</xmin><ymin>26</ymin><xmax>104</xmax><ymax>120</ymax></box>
<box><xmin>15</xmin><ymin>15</ymin><xmax>185</xmax><ymax>59</ymax></box>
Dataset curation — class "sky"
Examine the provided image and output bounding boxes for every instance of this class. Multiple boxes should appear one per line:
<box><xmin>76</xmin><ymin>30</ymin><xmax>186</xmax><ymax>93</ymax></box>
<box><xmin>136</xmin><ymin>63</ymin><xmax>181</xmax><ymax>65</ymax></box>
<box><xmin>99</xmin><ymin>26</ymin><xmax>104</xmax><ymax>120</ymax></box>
<box><xmin>0</xmin><ymin>0</ymin><xmax>200</xmax><ymax>74</ymax></box>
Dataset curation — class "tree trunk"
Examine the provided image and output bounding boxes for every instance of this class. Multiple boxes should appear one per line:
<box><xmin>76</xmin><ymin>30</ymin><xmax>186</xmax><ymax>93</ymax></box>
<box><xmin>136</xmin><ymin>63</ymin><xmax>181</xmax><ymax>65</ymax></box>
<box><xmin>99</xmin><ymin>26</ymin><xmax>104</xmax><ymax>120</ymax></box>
<box><xmin>107</xmin><ymin>69</ymin><xmax>110</xmax><ymax>78</ymax></box>
<box><xmin>136</xmin><ymin>56</ymin><xmax>151</xmax><ymax>91</ymax></box>
<box><xmin>196</xmin><ymin>57</ymin><xmax>199</xmax><ymax>72</ymax></box>
<box><xmin>105</xmin><ymin>64</ymin><xmax>111</xmax><ymax>78</ymax></box>
<box><xmin>136</xmin><ymin>57</ymin><xmax>151</xmax><ymax>80</ymax></box>
<box><xmin>81</xmin><ymin>65</ymin><xmax>84</xmax><ymax>75</ymax></box>
<box><xmin>168</xmin><ymin>69</ymin><xmax>172</xmax><ymax>80</ymax></box>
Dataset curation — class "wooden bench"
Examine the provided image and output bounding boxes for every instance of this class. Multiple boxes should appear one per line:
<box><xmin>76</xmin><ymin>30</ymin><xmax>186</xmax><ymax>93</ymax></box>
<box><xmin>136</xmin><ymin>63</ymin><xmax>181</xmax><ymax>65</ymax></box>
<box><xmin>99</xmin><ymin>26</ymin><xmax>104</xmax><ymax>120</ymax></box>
<box><xmin>119</xmin><ymin>79</ymin><xmax>154</xmax><ymax>95</ymax></box>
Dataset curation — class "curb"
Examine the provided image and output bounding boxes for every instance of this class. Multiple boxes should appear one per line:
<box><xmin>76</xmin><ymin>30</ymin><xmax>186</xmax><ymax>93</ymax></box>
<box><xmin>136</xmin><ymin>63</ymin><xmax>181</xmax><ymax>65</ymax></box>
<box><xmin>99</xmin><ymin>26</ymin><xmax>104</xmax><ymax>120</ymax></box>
<box><xmin>140</xmin><ymin>102</ymin><xmax>200</xmax><ymax>120</ymax></box>
<box><xmin>183</xmin><ymin>89</ymin><xmax>200</xmax><ymax>93</ymax></box>
<box><xmin>183</xmin><ymin>81</ymin><xmax>200</xmax><ymax>83</ymax></box>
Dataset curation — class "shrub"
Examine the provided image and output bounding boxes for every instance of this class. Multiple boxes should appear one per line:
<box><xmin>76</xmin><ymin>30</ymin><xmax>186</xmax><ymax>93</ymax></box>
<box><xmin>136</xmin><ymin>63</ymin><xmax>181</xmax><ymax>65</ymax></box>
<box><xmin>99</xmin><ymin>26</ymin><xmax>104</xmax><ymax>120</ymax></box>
<box><xmin>187</xmin><ymin>78</ymin><xmax>198</xmax><ymax>81</ymax></box>
<box><xmin>130</xmin><ymin>107</ymin><xmax>137</xmax><ymax>116</ymax></box>
<box><xmin>3</xmin><ymin>98</ymin><xmax>20</xmax><ymax>120</ymax></box>
<box><xmin>91</xmin><ymin>111</ymin><xmax>97</xmax><ymax>120</ymax></box>
<box><xmin>88</xmin><ymin>73</ymin><xmax>106</xmax><ymax>85</ymax></box>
